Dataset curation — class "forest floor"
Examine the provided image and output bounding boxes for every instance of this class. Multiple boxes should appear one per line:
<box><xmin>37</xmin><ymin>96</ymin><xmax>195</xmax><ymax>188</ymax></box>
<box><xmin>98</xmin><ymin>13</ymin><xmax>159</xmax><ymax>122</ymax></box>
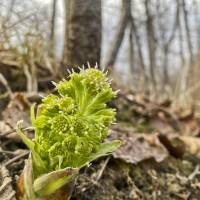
<box><xmin>0</xmin><ymin>80</ymin><xmax>200</xmax><ymax>200</ymax></box>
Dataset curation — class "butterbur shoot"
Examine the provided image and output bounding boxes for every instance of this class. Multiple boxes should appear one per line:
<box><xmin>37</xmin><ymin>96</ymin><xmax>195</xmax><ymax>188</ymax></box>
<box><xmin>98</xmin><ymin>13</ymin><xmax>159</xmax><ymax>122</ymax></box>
<box><xmin>17</xmin><ymin>68</ymin><xmax>121</xmax><ymax>199</ymax></box>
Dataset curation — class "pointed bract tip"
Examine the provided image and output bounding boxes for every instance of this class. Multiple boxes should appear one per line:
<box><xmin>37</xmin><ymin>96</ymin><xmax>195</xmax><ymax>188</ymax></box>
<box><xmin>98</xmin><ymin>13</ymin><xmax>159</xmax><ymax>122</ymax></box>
<box><xmin>87</xmin><ymin>62</ymin><xmax>91</xmax><ymax>68</ymax></box>
<box><xmin>51</xmin><ymin>81</ymin><xmax>57</xmax><ymax>86</ymax></box>
<box><xmin>67</xmin><ymin>69</ymin><xmax>71</xmax><ymax>74</ymax></box>
<box><xmin>114</xmin><ymin>90</ymin><xmax>120</xmax><ymax>94</ymax></box>
<box><xmin>95</xmin><ymin>62</ymin><xmax>98</xmax><ymax>69</ymax></box>
<box><xmin>78</xmin><ymin>66</ymin><xmax>83</xmax><ymax>71</ymax></box>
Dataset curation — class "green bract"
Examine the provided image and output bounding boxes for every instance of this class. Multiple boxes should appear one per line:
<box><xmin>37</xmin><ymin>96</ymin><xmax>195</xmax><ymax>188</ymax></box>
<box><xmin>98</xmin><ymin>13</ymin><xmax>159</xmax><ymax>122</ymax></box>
<box><xmin>17</xmin><ymin>68</ymin><xmax>120</xmax><ymax>179</ymax></box>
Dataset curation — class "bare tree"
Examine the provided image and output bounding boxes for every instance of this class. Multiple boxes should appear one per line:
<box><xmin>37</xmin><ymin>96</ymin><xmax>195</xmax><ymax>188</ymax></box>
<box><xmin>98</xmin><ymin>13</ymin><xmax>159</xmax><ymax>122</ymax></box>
<box><xmin>181</xmin><ymin>0</ymin><xmax>193</xmax><ymax>68</ymax></box>
<box><xmin>6</xmin><ymin>0</ymin><xmax>16</xmax><ymax>22</ymax></box>
<box><xmin>131</xmin><ymin>15</ymin><xmax>148</xmax><ymax>92</ymax></box>
<box><xmin>129</xmin><ymin>24</ymin><xmax>135</xmax><ymax>76</ymax></box>
<box><xmin>49</xmin><ymin>0</ymin><xmax>57</xmax><ymax>56</ymax></box>
<box><xmin>63</xmin><ymin>0</ymin><xmax>102</xmax><ymax>69</ymax></box>
<box><xmin>144</xmin><ymin>0</ymin><xmax>157</xmax><ymax>89</ymax></box>
<box><xmin>177</xmin><ymin>0</ymin><xmax>185</xmax><ymax>68</ymax></box>
<box><xmin>193</xmin><ymin>0</ymin><xmax>200</xmax><ymax>50</ymax></box>
<box><xmin>105</xmin><ymin>0</ymin><xmax>131</xmax><ymax>70</ymax></box>
<box><xmin>162</xmin><ymin>1</ymin><xmax>179</xmax><ymax>85</ymax></box>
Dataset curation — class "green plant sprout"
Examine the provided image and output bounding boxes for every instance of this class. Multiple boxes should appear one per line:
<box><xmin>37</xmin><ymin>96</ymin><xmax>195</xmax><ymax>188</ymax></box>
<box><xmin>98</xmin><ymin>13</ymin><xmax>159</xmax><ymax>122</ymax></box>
<box><xmin>17</xmin><ymin>67</ymin><xmax>121</xmax><ymax>200</ymax></box>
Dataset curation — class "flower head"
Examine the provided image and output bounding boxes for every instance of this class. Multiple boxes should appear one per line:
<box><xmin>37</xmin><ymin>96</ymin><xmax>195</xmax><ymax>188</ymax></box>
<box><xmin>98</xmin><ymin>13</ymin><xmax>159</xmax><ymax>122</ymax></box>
<box><xmin>17</xmin><ymin>68</ymin><xmax>120</xmax><ymax>178</ymax></box>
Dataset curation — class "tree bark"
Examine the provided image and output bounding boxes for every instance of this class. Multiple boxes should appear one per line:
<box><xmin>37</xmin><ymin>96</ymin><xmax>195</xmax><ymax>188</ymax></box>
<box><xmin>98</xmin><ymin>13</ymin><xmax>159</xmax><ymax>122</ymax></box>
<box><xmin>63</xmin><ymin>0</ymin><xmax>102</xmax><ymax>69</ymax></box>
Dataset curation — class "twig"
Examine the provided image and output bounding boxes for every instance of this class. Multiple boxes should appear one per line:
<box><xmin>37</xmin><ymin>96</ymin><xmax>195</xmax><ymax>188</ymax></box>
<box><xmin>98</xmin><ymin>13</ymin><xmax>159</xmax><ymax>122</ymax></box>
<box><xmin>0</xmin><ymin>150</ymin><xmax>16</xmax><ymax>155</ymax></box>
<box><xmin>4</xmin><ymin>151</ymin><xmax>29</xmax><ymax>167</ymax></box>
<box><xmin>77</xmin><ymin>157</ymin><xmax>112</xmax><ymax>194</ymax></box>
<box><xmin>0</xmin><ymin>174</ymin><xmax>12</xmax><ymax>191</ymax></box>
<box><xmin>23</xmin><ymin>64</ymin><xmax>33</xmax><ymax>92</ymax></box>
<box><xmin>0</xmin><ymin>127</ymin><xmax>34</xmax><ymax>137</ymax></box>
<box><xmin>0</xmin><ymin>12</ymin><xmax>36</xmax><ymax>34</ymax></box>
<box><xmin>0</xmin><ymin>72</ymin><xmax>12</xmax><ymax>98</ymax></box>
<box><xmin>95</xmin><ymin>156</ymin><xmax>111</xmax><ymax>182</ymax></box>
<box><xmin>188</xmin><ymin>165</ymin><xmax>200</xmax><ymax>180</ymax></box>
<box><xmin>0</xmin><ymin>92</ymin><xmax>10</xmax><ymax>100</ymax></box>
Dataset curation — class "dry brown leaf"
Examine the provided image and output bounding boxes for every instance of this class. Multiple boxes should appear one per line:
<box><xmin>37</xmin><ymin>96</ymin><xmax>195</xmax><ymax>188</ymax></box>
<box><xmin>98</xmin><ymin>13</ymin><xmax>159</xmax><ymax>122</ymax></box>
<box><xmin>110</xmin><ymin>130</ymin><xmax>168</xmax><ymax>164</ymax></box>
<box><xmin>180</xmin><ymin>136</ymin><xmax>200</xmax><ymax>157</ymax></box>
<box><xmin>158</xmin><ymin>134</ymin><xmax>185</xmax><ymax>158</ymax></box>
<box><xmin>0</xmin><ymin>121</ymin><xmax>10</xmax><ymax>133</ymax></box>
<box><xmin>150</xmin><ymin>117</ymin><xmax>175</xmax><ymax>134</ymax></box>
<box><xmin>178</xmin><ymin>117</ymin><xmax>200</xmax><ymax>136</ymax></box>
<box><xmin>117</xmin><ymin>90</ymin><xmax>200</xmax><ymax>136</ymax></box>
<box><xmin>2</xmin><ymin>93</ymin><xmax>31</xmax><ymax>128</ymax></box>
<box><xmin>0</xmin><ymin>93</ymin><xmax>34</xmax><ymax>142</ymax></box>
<box><xmin>159</xmin><ymin>134</ymin><xmax>200</xmax><ymax>157</ymax></box>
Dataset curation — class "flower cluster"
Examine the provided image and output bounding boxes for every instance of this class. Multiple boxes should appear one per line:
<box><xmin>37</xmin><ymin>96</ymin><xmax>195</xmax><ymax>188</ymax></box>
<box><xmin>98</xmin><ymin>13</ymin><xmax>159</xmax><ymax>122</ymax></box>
<box><xmin>23</xmin><ymin>68</ymin><xmax>118</xmax><ymax>176</ymax></box>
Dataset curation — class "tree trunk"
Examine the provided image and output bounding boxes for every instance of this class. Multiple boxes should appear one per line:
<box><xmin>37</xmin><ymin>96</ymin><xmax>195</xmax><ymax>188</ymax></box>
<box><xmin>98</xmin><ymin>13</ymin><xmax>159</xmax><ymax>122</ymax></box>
<box><xmin>129</xmin><ymin>24</ymin><xmax>135</xmax><ymax>76</ymax></box>
<box><xmin>49</xmin><ymin>0</ymin><xmax>57</xmax><ymax>56</ymax></box>
<box><xmin>162</xmin><ymin>0</ymin><xmax>179</xmax><ymax>86</ymax></box>
<box><xmin>63</xmin><ymin>0</ymin><xmax>102</xmax><ymax>69</ymax></box>
<box><xmin>163</xmin><ymin>46</ymin><xmax>169</xmax><ymax>85</ymax></box>
<box><xmin>181</xmin><ymin>0</ymin><xmax>193</xmax><ymax>68</ymax></box>
<box><xmin>177</xmin><ymin>0</ymin><xmax>185</xmax><ymax>68</ymax></box>
<box><xmin>145</xmin><ymin>0</ymin><xmax>157</xmax><ymax>89</ymax></box>
<box><xmin>105</xmin><ymin>0</ymin><xmax>131</xmax><ymax>70</ymax></box>
<box><xmin>131</xmin><ymin>16</ymin><xmax>148</xmax><ymax>92</ymax></box>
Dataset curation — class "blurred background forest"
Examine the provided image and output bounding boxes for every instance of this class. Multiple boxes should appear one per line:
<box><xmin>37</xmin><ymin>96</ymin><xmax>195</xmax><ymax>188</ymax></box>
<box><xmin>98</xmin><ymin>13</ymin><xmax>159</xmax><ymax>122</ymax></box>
<box><xmin>1</xmin><ymin>0</ymin><xmax>200</xmax><ymax>108</ymax></box>
<box><xmin>2</xmin><ymin>1</ymin><xmax>200</xmax><ymax>199</ymax></box>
